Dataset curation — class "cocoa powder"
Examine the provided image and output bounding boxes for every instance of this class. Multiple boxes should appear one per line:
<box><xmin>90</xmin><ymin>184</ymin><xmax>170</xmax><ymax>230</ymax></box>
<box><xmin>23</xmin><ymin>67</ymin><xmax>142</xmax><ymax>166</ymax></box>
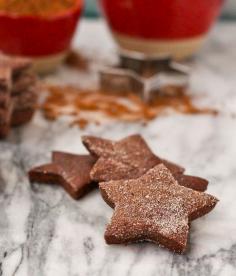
<box><xmin>40</xmin><ymin>85</ymin><xmax>218</xmax><ymax>128</ymax></box>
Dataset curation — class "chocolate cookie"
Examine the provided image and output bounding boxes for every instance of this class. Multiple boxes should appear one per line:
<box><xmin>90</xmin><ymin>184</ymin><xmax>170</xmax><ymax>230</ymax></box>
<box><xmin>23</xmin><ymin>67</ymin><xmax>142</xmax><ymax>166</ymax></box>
<box><xmin>174</xmin><ymin>174</ymin><xmax>209</xmax><ymax>193</ymax></box>
<box><xmin>82</xmin><ymin>135</ymin><xmax>208</xmax><ymax>191</ymax></box>
<box><xmin>12</xmin><ymin>87</ymin><xmax>38</xmax><ymax>109</ymax></box>
<box><xmin>0</xmin><ymin>103</ymin><xmax>13</xmax><ymax>138</ymax></box>
<box><xmin>12</xmin><ymin>72</ymin><xmax>37</xmax><ymax>95</ymax></box>
<box><xmin>11</xmin><ymin>108</ymin><xmax>35</xmax><ymax>127</ymax></box>
<box><xmin>0</xmin><ymin>66</ymin><xmax>12</xmax><ymax>138</ymax></box>
<box><xmin>100</xmin><ymin>164</ymin><xmax>218</xmax><ymax>253</ymax></box>
<box><xmin>0</xmin><ymin>94</ymin><xmax>11</xmax><ymax>108</ymax></box>
<box><xmin>0</xmin><ymin>66</ymin><xmax>12</xmax><ymax>91</ymax></box>
<box><xmin>29</xmin><ymin>152</ymin><xmax>97</xmax><ymax>199</ymax></box>
<box><xmin>0</xmin><ymin>54</ymin><xmax>38</xmax><ymax>138</ymax></box>
<box><xmin>11</xmin><ymin>87</ymin><xmax>38</xmax><ymax>126</ymax></box>
<box><xmin>0</xmin><ymin>54</ymin><xmax>31</xmax><ymax>76</ymax></box>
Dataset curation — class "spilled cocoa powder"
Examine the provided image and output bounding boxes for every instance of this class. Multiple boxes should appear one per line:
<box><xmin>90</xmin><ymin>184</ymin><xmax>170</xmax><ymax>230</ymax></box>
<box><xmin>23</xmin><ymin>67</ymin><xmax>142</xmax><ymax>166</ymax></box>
<box><xmin>40</xmin><ymin>85</ymin><xmax>218</xmax><ymax>129</ymax></box>
<box><xmin>0</xmin><ymin>0</ymin><xmax>75</xmax><ymax>17</ymax></box>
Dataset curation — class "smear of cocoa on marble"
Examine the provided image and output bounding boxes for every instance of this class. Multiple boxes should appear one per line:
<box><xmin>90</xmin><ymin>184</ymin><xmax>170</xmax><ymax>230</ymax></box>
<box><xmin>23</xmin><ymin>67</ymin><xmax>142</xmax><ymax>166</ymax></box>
<box><xmin>40</xmin><ymin>85</ymin><xmax>218</xmax><ymax>129</ymax></box>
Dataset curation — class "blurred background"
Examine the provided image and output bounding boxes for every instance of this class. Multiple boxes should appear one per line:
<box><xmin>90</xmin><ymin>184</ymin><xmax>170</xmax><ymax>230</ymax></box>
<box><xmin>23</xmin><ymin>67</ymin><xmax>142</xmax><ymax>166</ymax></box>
<box><xmin>84</xmin><ymin>0</ymin><xmax>99</xmax><ymax>18</ymax></box>
<box><xmin>84</xmin><ymin>0</ymin><xmax>236</xmax><ymax>19</ymax></box>
<box><xmin>0</xmin><ymin>0</ymin><xmax>233</xmax><ymax>73</ymax></box>
<box><xmin>222</xmin><ymin>0</ymin><xmax>236</xmax><ymax>19</ymax></box>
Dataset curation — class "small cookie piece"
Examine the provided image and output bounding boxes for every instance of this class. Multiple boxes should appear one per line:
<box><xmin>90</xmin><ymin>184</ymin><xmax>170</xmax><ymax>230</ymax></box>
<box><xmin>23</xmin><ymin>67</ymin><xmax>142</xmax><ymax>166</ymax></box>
<box><xmin>82</xmin><ymin>135</ymin><xmax>208</xmax><ymax>191</ymax></box>
<box><xmin>100</xmin><ymin>164</ymin><xmax>218</xmax><ymax>253</ymax></box>
<box><xmin>29</xmin><ymin>152</ymin><xmax>97</xmax><ymax>199</ymax></box>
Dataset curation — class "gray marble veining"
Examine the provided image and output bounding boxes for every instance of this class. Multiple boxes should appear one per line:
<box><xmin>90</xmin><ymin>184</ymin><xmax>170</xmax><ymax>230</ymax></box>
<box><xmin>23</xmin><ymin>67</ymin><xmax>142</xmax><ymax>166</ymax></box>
<box><xmin>0</xmin><ymin>20</ymin><xmax>236</xmax><ymax>276</ymax></box>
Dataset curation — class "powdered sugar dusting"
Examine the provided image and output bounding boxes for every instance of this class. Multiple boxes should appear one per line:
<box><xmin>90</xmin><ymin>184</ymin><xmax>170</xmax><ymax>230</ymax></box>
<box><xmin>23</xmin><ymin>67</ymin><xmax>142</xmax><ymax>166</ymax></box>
<box><xmin>83</xmin><ymin>135</ymin><xmax>184</xmax><ymax>182</ymax></box>
<box><xmin>100</xmin><ymin>164</ymin><xmax>218</xmax><ymax>252</ymax></box>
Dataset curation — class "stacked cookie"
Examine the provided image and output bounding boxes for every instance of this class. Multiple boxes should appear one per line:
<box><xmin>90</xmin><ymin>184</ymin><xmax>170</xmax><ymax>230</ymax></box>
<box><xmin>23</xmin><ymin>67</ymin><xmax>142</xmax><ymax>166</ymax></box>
<box><xmin>0</xmin><ymin>67</ymin><xmax>12</xmax><ymax>138</ymax></box>
<box><xmin>29</xmin><ymin>135</ymin><xmax>218</xmax><ymax>253</ymax></box>
<box><xmin>0</xmin><ymin>54</ymin><xmax>38</xmax><ymax>138</ymax></box>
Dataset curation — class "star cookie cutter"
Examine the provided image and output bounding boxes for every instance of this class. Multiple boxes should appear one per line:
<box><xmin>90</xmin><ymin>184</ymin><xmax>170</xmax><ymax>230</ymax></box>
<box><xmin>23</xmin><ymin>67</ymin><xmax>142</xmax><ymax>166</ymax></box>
<box><xmin>98</xmin><ymin>49</ymin><xmax>190</xmax><ymax>102</ymax></box>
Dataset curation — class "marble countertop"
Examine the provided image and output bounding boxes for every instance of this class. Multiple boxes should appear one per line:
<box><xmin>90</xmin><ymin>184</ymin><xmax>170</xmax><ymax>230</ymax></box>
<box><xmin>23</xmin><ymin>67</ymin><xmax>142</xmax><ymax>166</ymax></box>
<box><xmin>1</xmin><ymin>19</ymin><xmax>236</xmax><ymax>276</ymax></box>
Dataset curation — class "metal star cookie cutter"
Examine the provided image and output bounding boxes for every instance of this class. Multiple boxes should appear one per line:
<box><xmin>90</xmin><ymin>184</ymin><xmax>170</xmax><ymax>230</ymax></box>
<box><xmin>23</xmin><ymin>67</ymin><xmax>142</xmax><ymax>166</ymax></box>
<box><xmin>118</xmin><ymin>49</ymin><xmax>190</xmax><ymax>76</ymax></box>
<box><xmin>98</xmin><ymin>49</ymin><xmax>190</xmax><ymax>102</ymax></box>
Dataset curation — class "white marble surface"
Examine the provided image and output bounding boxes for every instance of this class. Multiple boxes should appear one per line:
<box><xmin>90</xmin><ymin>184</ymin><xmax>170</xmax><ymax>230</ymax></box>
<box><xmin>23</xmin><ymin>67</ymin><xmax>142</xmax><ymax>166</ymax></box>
<box><xmin>1</xmin><ymin>19</ymin><xmax>236</xmax><ymax>276</ymax></box>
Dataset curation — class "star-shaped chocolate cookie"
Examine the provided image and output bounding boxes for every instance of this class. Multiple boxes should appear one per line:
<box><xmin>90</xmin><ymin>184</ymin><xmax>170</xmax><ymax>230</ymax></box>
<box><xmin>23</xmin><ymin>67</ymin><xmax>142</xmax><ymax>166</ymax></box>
<box><xmin>29</xmin><ymin>152</ymin><xmax>96</xmax><ymax>199</ymax></box>
<box><xmin>82</xmin><ymin>135</ymin><xmax>208</xmax><ymax>192</ymax></box>
<box><xmin>100</xmin><ymin>164</ymin><xmax>218</xmax><ymax>253</ymax></box>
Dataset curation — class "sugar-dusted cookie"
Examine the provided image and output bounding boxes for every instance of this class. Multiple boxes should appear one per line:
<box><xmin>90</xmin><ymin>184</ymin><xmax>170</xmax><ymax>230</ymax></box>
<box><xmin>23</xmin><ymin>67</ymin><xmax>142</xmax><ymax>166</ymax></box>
<box><xmin>29</xmin><ymin>152</ymin><xmax>96</xmax><ymax>199</ymax></box>
<box><xmin>0</xmin><ymin>54</ymin><xmax>38</xmax><ymax>138</ymax></box>
<box><xmin>82</xmin><ymin>135</ymin><xmax>208</xmax><ymax>191</ymax></box>
<box><xmin>100</xmin><ymin>164</ymin><xmax>218</xmax><ymax>253</ymax></box>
